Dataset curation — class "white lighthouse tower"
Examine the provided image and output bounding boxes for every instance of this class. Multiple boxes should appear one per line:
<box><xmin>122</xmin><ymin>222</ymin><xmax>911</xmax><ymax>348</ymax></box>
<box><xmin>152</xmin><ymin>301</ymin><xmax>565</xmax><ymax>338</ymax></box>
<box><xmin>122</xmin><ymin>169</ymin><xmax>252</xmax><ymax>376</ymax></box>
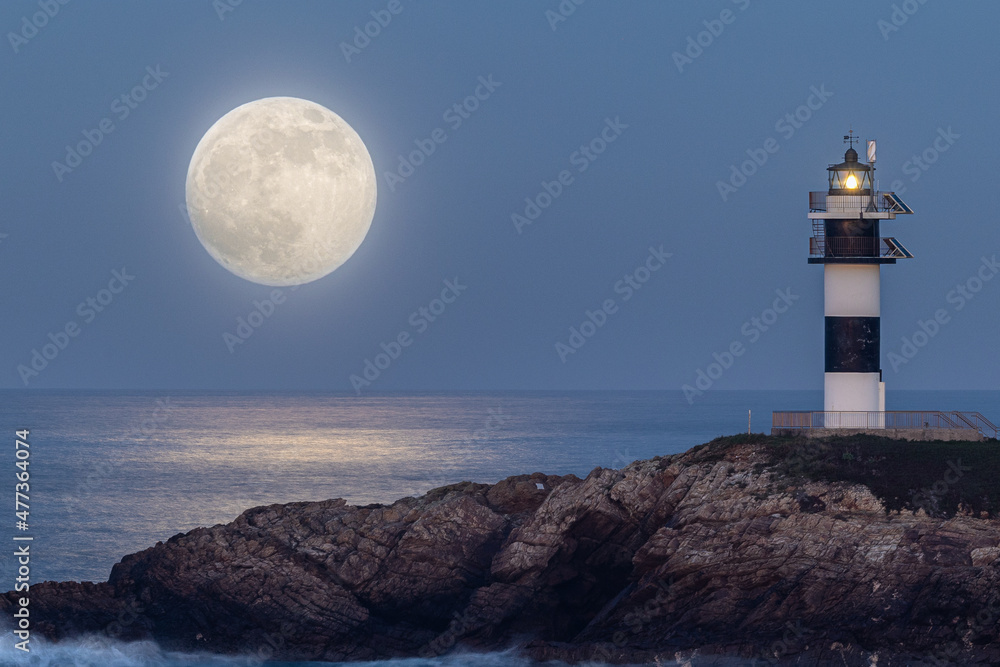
<box><xmin>808</xmin><ymin>132</ymin><xmax>913</xmax><ymax>420</ymax></box>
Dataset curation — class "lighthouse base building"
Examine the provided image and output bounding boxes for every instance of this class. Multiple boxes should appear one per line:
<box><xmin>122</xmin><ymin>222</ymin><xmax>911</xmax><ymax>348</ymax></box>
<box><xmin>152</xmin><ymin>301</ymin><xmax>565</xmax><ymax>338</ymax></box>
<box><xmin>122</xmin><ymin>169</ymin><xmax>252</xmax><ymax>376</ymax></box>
<box><xmin>771</xmin><ymin>134</ymin><xmax>998</xmax><ymax>440</ymax></box>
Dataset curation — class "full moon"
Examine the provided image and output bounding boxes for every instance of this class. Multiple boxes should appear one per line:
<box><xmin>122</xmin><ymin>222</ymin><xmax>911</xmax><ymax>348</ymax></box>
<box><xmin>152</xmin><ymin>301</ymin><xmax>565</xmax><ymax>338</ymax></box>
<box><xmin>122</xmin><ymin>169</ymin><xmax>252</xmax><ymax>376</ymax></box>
<box><xmin>185</xmin><ymin>97</ymin><xmax>376</xmax><ymax>286</ymax></box>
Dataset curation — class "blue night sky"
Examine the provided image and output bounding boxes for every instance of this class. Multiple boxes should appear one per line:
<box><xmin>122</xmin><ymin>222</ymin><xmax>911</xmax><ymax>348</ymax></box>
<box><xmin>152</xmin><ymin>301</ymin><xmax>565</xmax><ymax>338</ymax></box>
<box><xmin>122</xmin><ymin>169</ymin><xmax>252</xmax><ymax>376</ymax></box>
<box><xmin>1</xmin><ymin>0</ymin><xmax>998</xmax><ymax>392</ymax></box>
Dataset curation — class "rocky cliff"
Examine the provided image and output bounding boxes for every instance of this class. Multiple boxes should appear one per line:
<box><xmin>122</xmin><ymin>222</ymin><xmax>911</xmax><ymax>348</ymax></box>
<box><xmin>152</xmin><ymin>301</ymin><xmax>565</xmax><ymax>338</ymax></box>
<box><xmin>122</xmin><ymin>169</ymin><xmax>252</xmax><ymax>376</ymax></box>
<box><xmin>6</xmin><ymin>434</ymin><xmax>1000</xmax><ymax>665</ymax></box>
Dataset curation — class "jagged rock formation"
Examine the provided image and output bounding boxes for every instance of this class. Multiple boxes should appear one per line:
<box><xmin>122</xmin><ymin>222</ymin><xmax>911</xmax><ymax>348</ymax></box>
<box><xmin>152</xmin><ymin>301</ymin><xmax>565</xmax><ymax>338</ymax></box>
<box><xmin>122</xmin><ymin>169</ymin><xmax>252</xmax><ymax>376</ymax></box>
<box><xmin>5</xmin><ymin>435</ymin><xmax>1000</xmax><ymax>665</ymax></box>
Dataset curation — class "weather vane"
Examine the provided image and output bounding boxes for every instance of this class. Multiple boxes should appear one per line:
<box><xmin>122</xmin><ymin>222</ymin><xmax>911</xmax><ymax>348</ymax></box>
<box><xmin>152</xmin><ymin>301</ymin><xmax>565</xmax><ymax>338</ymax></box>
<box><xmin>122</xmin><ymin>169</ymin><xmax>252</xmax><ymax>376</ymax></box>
<box><xmin>843</xmin><ymin>128</ymin><xmax>858</xmax><ymax>149</ymax></box>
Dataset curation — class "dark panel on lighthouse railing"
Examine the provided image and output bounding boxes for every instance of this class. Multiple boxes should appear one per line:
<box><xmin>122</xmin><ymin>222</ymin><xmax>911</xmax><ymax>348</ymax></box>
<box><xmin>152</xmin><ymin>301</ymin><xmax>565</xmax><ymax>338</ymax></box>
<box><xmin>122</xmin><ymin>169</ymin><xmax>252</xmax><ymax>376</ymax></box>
<box><xmin>883</xmin><ymin>192</ymin><xmax>914</xmax><ymax>214</ymax></box>
<box><xmin>825</xmin><ymin>316</ymin><xmax>880</xmax><ymax>373</ymax></box>
<box><xmin>883</xmin><ymin>238</ymin><xmax>914</xmax><ymax>259</ymax></box>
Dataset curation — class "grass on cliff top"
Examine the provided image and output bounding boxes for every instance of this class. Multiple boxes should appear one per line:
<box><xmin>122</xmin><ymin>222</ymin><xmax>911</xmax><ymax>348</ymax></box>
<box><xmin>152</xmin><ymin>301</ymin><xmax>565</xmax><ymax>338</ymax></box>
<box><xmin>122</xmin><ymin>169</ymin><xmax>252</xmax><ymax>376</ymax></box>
<box><xmin>696</xmin><ymin>433</ymin><xmax>1000</xmax><ymax>518</ymax></box>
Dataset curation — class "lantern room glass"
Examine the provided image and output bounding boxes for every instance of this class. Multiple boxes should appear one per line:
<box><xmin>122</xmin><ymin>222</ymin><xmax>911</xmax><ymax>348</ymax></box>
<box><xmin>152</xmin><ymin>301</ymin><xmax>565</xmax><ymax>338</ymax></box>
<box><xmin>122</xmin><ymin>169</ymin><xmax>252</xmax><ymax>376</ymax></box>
<box><xmin>828</xmin><ymin>167</ymin><xmax>871</xmax><ymax>193</ymax></box>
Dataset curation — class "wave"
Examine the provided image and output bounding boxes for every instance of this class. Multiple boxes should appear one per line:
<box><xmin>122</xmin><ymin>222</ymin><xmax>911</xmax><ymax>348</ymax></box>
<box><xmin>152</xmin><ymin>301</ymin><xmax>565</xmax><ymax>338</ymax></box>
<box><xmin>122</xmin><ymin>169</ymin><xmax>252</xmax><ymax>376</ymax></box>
<box><xmin>0</xmin><ymin>633</ymin><xmax>603</xmax><ymax>667</ymax></box>
<box><xmin>0</xmin><ymin>633</ymin><xmax>252</xmax><ymax>666</ymax></box>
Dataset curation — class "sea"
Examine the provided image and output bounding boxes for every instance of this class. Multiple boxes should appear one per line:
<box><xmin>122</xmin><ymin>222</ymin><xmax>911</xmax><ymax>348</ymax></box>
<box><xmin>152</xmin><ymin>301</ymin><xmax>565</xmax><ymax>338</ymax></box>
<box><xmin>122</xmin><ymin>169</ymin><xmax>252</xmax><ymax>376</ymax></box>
<box><xmin>0</xmin><ymin>389</ymin><xmax>996</xmax><ymax>666</ymax></box>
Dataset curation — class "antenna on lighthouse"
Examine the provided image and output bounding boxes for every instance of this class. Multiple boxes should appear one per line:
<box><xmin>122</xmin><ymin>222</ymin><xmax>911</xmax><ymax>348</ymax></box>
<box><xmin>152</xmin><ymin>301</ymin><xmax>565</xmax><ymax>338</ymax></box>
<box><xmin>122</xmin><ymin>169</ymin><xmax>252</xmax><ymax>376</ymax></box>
<box><xmin>867</xmin><ymin>139</ymin><xmax>877</xmax><ymax>209</ymax></box>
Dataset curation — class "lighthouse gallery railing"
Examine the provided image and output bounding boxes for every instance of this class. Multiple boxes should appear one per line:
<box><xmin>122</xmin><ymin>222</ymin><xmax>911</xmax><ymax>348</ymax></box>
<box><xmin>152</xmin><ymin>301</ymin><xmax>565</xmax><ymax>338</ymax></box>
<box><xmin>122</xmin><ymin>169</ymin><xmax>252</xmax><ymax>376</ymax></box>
<box><xmin>808</xmin><ymin>191</ymin><xmax>903</xmax><ymax>213</ymax></box>
<box><xmin>808</xmin><ymin>236</ymin><xmax>909</xmax><ymax>259</ymax></box>
<box><xmin>772</xmin><ymin>411</ymin><xmax>998</xmax><ymax>439</ymax></box>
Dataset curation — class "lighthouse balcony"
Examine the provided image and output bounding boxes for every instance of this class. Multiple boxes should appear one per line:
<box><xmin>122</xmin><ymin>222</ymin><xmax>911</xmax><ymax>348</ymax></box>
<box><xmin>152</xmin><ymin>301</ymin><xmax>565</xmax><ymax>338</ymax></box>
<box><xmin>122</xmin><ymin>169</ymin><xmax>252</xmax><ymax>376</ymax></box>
<box><xmin>809</xmin><ymin>191</ymin><xmax>914</xmax><ymax>216</ymax></box>
<box><xmin>808</xmin><ymin>236</ymin><xmax>913</xmax><ymax>264</ymax></box>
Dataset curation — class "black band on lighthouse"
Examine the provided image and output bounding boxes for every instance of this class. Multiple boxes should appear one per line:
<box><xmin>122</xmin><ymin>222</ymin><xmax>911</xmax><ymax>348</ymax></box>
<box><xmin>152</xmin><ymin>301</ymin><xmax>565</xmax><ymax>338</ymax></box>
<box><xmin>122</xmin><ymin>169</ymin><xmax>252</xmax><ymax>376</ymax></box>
<box><xmin>825</xmin><ymin>316</ymin><xmax>880</xmax><ymax>373</ymax></box>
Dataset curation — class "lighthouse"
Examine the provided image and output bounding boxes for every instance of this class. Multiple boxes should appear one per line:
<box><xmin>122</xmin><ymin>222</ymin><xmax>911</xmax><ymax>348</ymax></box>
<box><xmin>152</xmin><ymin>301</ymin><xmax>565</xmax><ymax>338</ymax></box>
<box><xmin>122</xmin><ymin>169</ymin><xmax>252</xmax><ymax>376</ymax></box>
<box><xmin>772</xmin><ymin>136</ymin><xmax>998</xmax><ymax>439</ymax></box>
<box><xmin>808</xmin><ymin>132</ymin><xmax>913</xmax><ymax>419</ymax></box>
